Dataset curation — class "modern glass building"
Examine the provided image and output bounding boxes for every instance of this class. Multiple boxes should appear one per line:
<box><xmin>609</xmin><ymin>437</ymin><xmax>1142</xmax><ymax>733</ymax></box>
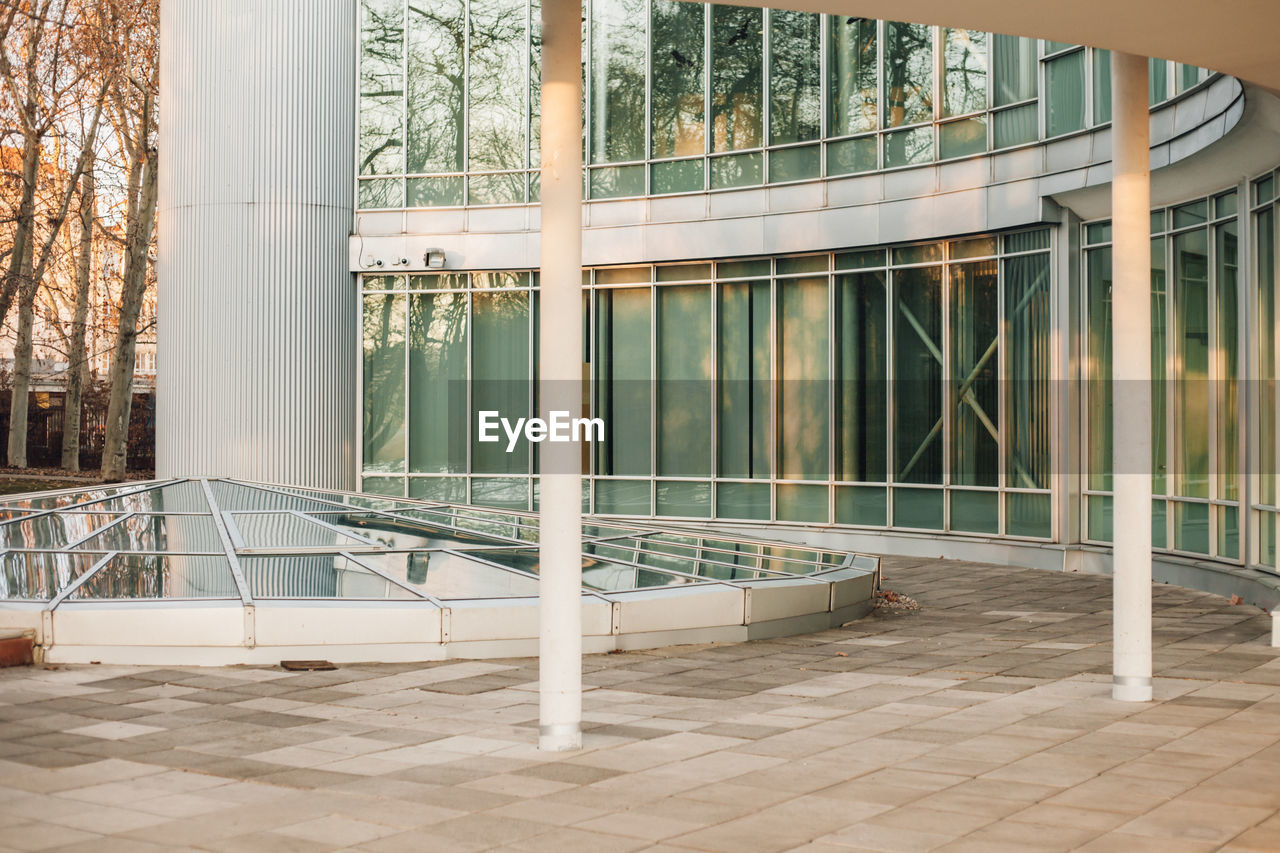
<box><xmin>155</xmin><ymin>0</ymin><xmax>1280</xmax><ymax>633</ymax></box>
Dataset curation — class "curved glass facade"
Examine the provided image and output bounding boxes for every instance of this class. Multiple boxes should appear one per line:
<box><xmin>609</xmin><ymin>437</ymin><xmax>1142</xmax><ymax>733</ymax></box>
<box><xmin>356</xmin><ymin>0</ymin><xmax>1207</xmax><ymax>208</ymax></box>
<box><xmin>361</xmin><ymin>231</ymin><xmax>1055</xmax><ymax>538</ymax></box>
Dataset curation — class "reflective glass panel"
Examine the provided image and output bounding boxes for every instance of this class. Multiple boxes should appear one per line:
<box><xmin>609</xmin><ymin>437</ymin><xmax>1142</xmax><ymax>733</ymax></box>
<box><xmin>992</xmin><ymin>34</ymin><xmax>1036</xmax><ymax>106</ymax></box>
<box><xmin>894</xmin><ymin>266</ymin><xmax>944</xmax><ymax>483</ymax></box>
<box><xmin>828</xmin><ymin>16</ymin><xmax>876</xmax><ymax>135</ymax></box>
<box><xmin>590</xmin><ymin>0</ymin><xmax>647</xmax><ymax>163</ymax></box>
<box><xmin>242</xmin><ymin>555</ymin><xmax>420</xmax><ymax>599</ymax></box>
<box><xmin>0</xmin><ymin>552</ymin><xmax>100</xmax><ymax>601</ymax></box>
<box><xmin>719</xmin><ymin>280</ymin><xmax>771</xmax><ymax>479</ymax></box>
<box><xmin>410</xmin><ymin>292</ymin><xmax>468</xmax><ymax>474</ymax></box>
<box><xmin>950</xmin><ymin>260</ymin><xmax>999</xmax><ymax>487</ymax></box>
<box><xmin>596</xmin><ymin>287</ymin><xmax>652</xmax><ymax>477</ymax></box>
<box><xmin>468</xmin><ymin>0</ymin><xmax>528</xmax><ymax>177</ymax></box>
<box><xmin>471</xmin><ymin>291</ymin><xmax>530</xmax><ymax>474</ymax></box>
<box><xmin>769</xmin><ymin>10</ymin><xmax>821</xmax><ymax>146</ymax></box>
<box><xmin>656</xmin><ymin>285</ymin><xmax>712</xmax><ymax>477</ymax></box>
<box><xmin>651</xmin><ymin>0</ymin><xmax>705</xmax><ymax>158</ymax></box>
<box><xmin>836</xmin><ymin>271</ymin><xmax>887</xmax><ymax>482</ymax></box>
<box><xmin>943</xmin><ymin>30</ymin><xmax>986</xmax><ymax>117</ymax></box>
<box><xmin>779</xmin><ymin>277</ymin><xmax>829</xmax><ymax>481</ymax></box>
<box><xmin>883</xmin><ymin>22</ymin><xmax>933</xmax><ymax>128</ymax></box>
<box><xmin>711</xmin><ymin>5</ymin><xmax>762</xmax><ymax>153</ymax></box>
<box><xmin>363</xmin><ymin>294</ymin><xmax>407</xmax><ymax>473</ymax></box>
<box><xmin>69</xmin><ymin>555</ymin><xmax>238</xmax><ymax>600</ymax></box>
<box><xmin>407</xmin><ymin>0</ymin><xmax>464</xmax><ymax>174</ymax></box>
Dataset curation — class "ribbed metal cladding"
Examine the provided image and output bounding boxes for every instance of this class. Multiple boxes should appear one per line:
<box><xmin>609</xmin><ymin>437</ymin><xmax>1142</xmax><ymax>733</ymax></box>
<box><xmin>157</xmin><ymin>0</ymin><xmax>356</xmax><ymax>489</ymax></box>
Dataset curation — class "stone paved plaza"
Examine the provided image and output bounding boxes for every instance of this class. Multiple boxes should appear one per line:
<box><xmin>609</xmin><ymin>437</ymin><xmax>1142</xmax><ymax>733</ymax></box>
<box><xmin>2</xmin><ymin>557</ymin><xmax>1280</xmax><ymax>852</ymax></box>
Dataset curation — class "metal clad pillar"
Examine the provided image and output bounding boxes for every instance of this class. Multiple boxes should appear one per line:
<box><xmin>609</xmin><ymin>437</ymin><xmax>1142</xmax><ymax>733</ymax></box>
<box><xmin>538</xmin><ymin>0</ymin><xmax>584</xmax><ymax>750</ymax></box>
<box><xmin>157</xmin><ymin>0</ymin><xmax>357</xmax><ymax>489</ymax></box>
<box><xmin>1111</xmin><ymin>52</ymin><xmax>1154</xmax><ymax>703</ymax></box>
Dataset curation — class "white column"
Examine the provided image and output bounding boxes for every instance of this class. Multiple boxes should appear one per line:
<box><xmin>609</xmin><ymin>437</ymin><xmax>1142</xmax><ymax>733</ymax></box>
<box><xmin>538</xmin><ymin>0</ymin><xmax>584</xmax><ymax>751</ymax></box>
<box><xmin>157</xmin><ymin>0</ymin><xmax>356</xmax><ymax>489</ymax></box>
<box><xmin>1111</xmin><ymin>52</ymin><xmax>1153</xmax><ymax>703</ymax></box>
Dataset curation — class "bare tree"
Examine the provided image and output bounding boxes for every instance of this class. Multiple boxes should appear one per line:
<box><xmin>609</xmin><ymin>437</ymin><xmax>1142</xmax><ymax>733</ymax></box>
<box><xmin>60</xmin><ymin>168</ymin><xmax>90</xmax><ymax>469</ymax></box>
<box><xmin>99</xmin><ymin>0</ymin><xmax>157</xmax><ymax>482</ymax></box>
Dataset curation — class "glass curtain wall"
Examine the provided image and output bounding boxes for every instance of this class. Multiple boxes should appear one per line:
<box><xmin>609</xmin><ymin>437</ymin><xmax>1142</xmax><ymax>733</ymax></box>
<box><xmin>1083</xmin><ymin>193</ymin><xmax>1242</xmax><ymax>560</ymax></box>
<box><xmin>361</xmin><ymin>231</ymin><xmax>1053</xmax><ymax>539</ymax></box>
<box><xmin>358</xmin><ymin>0</ymin><xmax>1207</xmax><ymax>208</ymax></box>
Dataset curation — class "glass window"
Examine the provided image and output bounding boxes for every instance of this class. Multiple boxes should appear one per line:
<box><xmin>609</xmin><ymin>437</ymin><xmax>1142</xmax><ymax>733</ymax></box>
<box><xmin>943</xmin><ymin>29</ymin><xmax>987</xmax><ymax>117</ymax></box>
<box><xmin>836</xmin><ymin>271</ymin><xmax>887</xmax><ymax>482</ymax></box>
<box><xmin>950</xmin><ymin>260</ymin><xmax>999</xmax><ymax>487</ymax></box>
<box><xmin>359</xmin><ymin>0</ymin><xmax>405</xmax><ymax>178</ymax></box>
<box><xmin>1086</xmin><ymin>248</ymin><xmax>1112</xmax><ymax>494</ymax></box>
<box><xmin>894</xmin><ymin>265</ymin><xmax>944</xmax><ymax>484</ymax></box>
<box><xmin>471</xmin><ymin>291</ymin><xmax>530</xmax><ymax>474</ymax></box>
<box><xmin>711</xmin><ymin>5</ymin><xmax>763</xmax><ymax>153</ymax></box>
<box><xmin>657</xmin><ymin>285</ymin><xmax>712</xmax><ymax>476</ymax></box>
<box><xmin>590</xmin><ymin>0</ymin><xmax>647</xmax><ymax>164</ymax></box>
<box><xmin>1152</xmin><ymin>237</ymin><xmax>1168</xmax><ymax>495</ymax></box>
<box><xmin>993</xmin><ymin>103</ymin><xmax>1037</xmax><ymax>149</ymax></box>
<box><xmin>651</xmin><ymin>0</ymin><xmax>705</xmax><ymax>158</ymax></box>
<box><xmin>1149</xmin><ymin>57</ymin><xmax>1168</xmax><ymax>104</ymax></box>
<box><xmin>718</xmin><ymin>280</ymin><xmax>771</xmax><ymax>479</ymax></box>
<box><xmin>1218</xmin><ymin>220</ymin><xmax>1239</xmax><ymax>506</ymax></box>
<box><xmin>884</xmin><ymin>21</ymin><xmax>933</xmax><ymax>128</ymax></box>
<box><xmin>1172</xmin><ymin>229</ymin><xmax>1210</xmax><ymax>499</ymax></box>
<box><xmin>409</xmin><ymin>292</ymin><xmax>468</xmax><ymax>474</ymax></box>
<box><xmin>828</xmin><ymin>16</ymin><xmax>877</xmax><ymax>136</ymax></box>
<box><xmin>992</xmin><ymin>34</ymin><xmax>1036</xmax><ymax>106</ymax></box>
<box><xmin>1045</xmin><ymin>50</ymin><xmax>1085</xmax><ymax>137</ymax></box>
<box><xmin>468</xmin><ymin>0</ymin><xmax>529</xmax><ymax>186</ymax></box>
<box><xmin>596</xmin><ymin>288</ymin><xmax>652</xmax><ymax>476</ymax></box>
<box><xmin>407</xmin><ymin>0</ymin><xmax>465</xmax><ymax>175</ymax></box>
<box><xmin>363</xmin><ymin>294</ymin><xmax>407</xmax><ymax>473</ymax></box>
<box><xmin>778</xmin><ymin>277</ymin><xmax>829</xmax><ymax>481</ymax></box>
<box><xmin>769</xmin><ymin>10</ymin><xmax>821</xmax><ymax>146</ymax></box>
<box><xmin>1258</xmin><ymin>208</ymin><xmax>1276</xmax><ymax>511</ymax></box>
<box><xmin>1092</xmin><ymin>49</ymin><xmax>1112</xmax><ymax>124</ymax></box>
<box><xmin>1005</xmin><ymin>253</ymin><xmax>1052</xmax><ymax>490</ymax></box>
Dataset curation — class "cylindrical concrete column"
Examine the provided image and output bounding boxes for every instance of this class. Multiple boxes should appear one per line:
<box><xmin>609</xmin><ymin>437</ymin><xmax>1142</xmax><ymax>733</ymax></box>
<box><xmin>1111</xmin><ymin>52</ymin><xmax>1153</xmax><ymax>703</ymax></box>
<box><xmin>538</xmin><ymin>0</ymin><xmax>584</xmax><ymax>751</ymax></box>
<box><xmin>157</xmin><ymin>0</ymin><xmax>356</xmax><ymax>489</ymax></box>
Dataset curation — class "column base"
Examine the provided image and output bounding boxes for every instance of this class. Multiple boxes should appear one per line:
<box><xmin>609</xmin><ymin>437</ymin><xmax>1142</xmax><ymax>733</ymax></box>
<box><xmin>539</xmin><ymin>723</ymin><xmax>582</xmax><ymax>752</ymax></box>
<box><xmin>1112</xmin><ymin>676</ymin><xmax>1153</xmax><ymax>702</ymax></box>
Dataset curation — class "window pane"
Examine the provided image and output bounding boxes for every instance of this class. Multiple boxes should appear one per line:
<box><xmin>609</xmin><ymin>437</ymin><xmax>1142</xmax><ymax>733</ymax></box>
<box><xmin>884</xmin><ymin>127</ymin><xmax>932</xmax><ymax>167</ymax></box>
<box><xmin>657</xmin><ymin>285</ymin><xmax>712</xmax><ymax>476</ymax></box>
<box><xmin>468</xmin><ymin>0</ymin><xmax>527</xmax><ymax>172</ymax></box>
<box><xmin>951</xmin><ymin>260</ymin><xmax>999</xmax><ymax>487</ymax></box>
<box><xmin>828</xmin><ymin>16</ymin><xmax>877</xmax><ymax>135</ymax></box>
<box><xmin>1092</xmin><ymin>49</ymin><xmax>1112</xmax><ymax>124</ymax></box>
<box><xmin>894</xmin><ymin>265</ymin><xmax>943</xmax><ymax>483</ymax></box>
<box><xmin>709</xmin><ymin>151</ymin><xmax>763</xmax><ymax>188</ymax></box>
<box><xmin>992</xmin><ymin>34</ymin><xmax>1036</xmax><ymax>106</ymax></box>
<box><xmin>884</xmin><ymin>22</ymin><xmax>933</xmax><ymax>128</ymax></box>
<box><xmin>828</xmin><ymin>135</ymin><xmax>877</xmax><ymax>174</ymax></box>
<box><xmin>769</xmin><ymin>145</ymin><xmax>820</xmax><ymax>182</ymax></box>
<box><xmin>779</xmin><ymin>277</ymin><xmax>829</xmax><ymax>481</ymax></box>
<box><xmin>1217</xmin><ymin>220</ymin><xmax>1239</xmax><ymax>503</ymax></box>
<box><xmin>409</xmin><ymin>293</ymin><xmax>468</xmax><ymax>474</ymax></box>
<box><xmin>711</xmin><ymin>5</ymin><xmax>762</xmax><ymax>153</ymax></box>
<box><xmin>651</xmin><ymin>158</ymin><xmax>704</xmax><ymax>194</ymax></box>
<box><xmin>716</xmin><ymin>482</ymin><xmax>770</xmax><ymax>519</ymax></box>
<box><xmin>1258</xmin><ymin>209</ymin><xmax>1276</xmax><ymax>509</ymax></box>
<box><xmin>1152</xmin><ymin>237</ymin><xmax>1168</xmax><ymax>494</ymax></box>
<box><xmin>993</xmin><ymin>103</ymin><xmax>1037</xmax><ymax>148</ymax></box>
<box><xmin>769</xmin><ymin>10</ymin><xmax>821</xmax><ymax>145</ymax></box>
<box><xmin>1046</xmin><ymin>50</ymin><xmax>1085</xmax><ymax>137</ymax></box>
<box><xmin>1086</xmin><ymin>248</ymin><xmax>1112</xmax><ymax>493</ymax></box>
<box><xmin>836</xmin><ymin>271</ymin><xmax>887</xmax><ymax>482</ymax></box>
<box><xmin>363</xmin><ymin>295</ymin><xmax>407</xmax><ymax>473</ymax></box>
<box><xmin>651</xmin><ymin>0</ymin><xmax>705</xmax><ymax>158</ymax></box>
<box><xmin>943</xmin><ymin>29</ymin><xmax>986</xmax><ymax>117</ymax></box>
<box><xmin>472</xmin><ymin>291</ymin><xmax>530</xmax><ymax>474</ymax></box>
<box><xmin>590</xmin><ymin>0</ymin><xmax>646</xmax><ymax>163</ymax></box>
<box><xmin>407</xmin><ymin>0</ymin><xmax>464</xmax><ymax>174</ymax></box>
<box><xmin>777</xmin><ymin>484</ymin><xmax>828</xmax><ymax>522</ymax></box>
<box><xmin>951</xmin><ymin>490</ymin><xmax>998</xmax><ymax>533</ymax></box>
<box><xmin>596</xmin><ymin>288</ymin><xmax>652</xmax><ymax>476</ymax></box>
<box><xmin>719</xmin><ymin>280</ymin><xmax>771</xmax><ymax>479</ymax></box>
<box><xmin>940</xmin><ymin>118</ymin><xmax>986</xmax><ymax>159</ymax></box>
<box><xmin>1149</xmin><ymin>57</ymin><xmax>1168</xmax><ymax>104</ymax></box>
<box><xmin>359</xmin><ymin>0</ymin><xmax>405</xmax><ymax>177</ymax></box>
<box><xmin>1173</xmin><ymin>229</ymin><xmax>1210</xmax><ymax>499</ymax></box>
<box><xmin>1006</xmin><ymin>253</ymin><xmax>1052</xmax><ymax>490</ymax></box>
